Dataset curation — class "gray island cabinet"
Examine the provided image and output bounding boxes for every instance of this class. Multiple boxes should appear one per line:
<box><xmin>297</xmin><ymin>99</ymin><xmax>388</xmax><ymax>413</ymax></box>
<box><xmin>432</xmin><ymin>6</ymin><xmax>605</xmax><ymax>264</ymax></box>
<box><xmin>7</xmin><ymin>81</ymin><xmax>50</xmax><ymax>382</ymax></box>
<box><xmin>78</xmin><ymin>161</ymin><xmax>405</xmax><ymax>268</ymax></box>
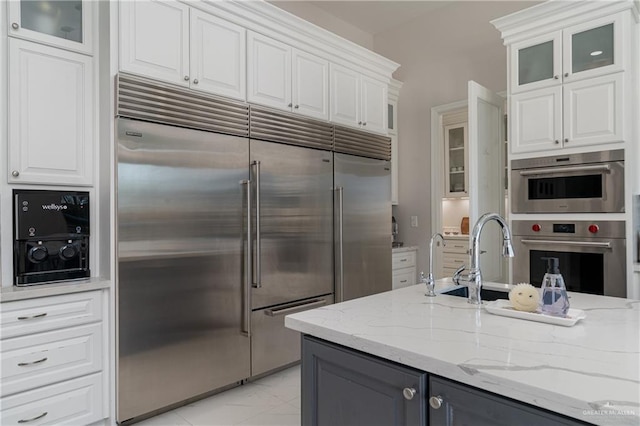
<box><xmin>286</xmin><ymin>282</ymin><xmax>640</xmax><ymax>426</ymax></box>
<box><xmin>302</xmin><ymin>335</ymin><xmax>587</xmax><ymax>426</ymax></box>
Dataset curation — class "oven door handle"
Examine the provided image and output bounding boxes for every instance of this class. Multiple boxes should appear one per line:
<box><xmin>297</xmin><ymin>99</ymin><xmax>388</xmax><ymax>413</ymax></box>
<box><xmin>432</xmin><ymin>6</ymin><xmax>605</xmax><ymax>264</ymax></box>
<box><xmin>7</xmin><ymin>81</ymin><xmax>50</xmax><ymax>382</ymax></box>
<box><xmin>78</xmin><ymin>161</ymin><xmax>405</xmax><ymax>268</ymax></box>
<box><xmin>520</xmin><ymin>239</ymin><xmax>611</xmax><ymax>249</ymax></box>
<box><xmin>518</xmin><ymin>164</ymin><xmax>610</xmax><ymax>176</ymax></box>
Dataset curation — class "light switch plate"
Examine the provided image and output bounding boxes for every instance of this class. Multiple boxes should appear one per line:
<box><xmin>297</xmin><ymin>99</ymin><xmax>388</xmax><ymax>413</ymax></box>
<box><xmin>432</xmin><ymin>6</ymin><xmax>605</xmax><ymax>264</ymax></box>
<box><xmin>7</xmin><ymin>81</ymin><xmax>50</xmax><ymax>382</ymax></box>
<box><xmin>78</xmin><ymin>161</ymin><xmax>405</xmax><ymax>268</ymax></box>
<box><xmin>410</xmin><ymin>216</ymin><xmax>418</xmax><ymax>227</ymax></box>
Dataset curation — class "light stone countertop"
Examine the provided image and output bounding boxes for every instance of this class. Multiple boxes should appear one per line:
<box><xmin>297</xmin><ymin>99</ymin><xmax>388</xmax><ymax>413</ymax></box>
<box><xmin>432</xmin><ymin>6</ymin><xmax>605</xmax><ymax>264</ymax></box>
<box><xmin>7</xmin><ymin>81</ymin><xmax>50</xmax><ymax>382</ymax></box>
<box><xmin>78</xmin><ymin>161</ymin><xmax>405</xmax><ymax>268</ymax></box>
<box><xmin>0</xmin><ymin>277</ymin><xmax>111</xmax><ymax>303</ymax></box>
<box><xmin>286</xmin><ymin>279</ymin><xmax>640</xmax><ymax>425</ymax></box>
<box><xmin>392</xmin><ymin>245</ymin><xmax>419</xmax><ymax>254</ymax></box>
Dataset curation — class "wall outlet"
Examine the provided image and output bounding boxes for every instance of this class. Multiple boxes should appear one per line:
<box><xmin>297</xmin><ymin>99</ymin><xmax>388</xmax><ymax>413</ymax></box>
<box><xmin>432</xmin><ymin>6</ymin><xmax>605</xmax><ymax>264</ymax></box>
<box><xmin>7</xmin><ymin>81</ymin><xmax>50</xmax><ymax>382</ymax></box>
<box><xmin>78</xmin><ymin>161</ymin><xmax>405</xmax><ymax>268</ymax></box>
<box><xmin>410</xmin><ymin>216</ymin><xmax>418</xmax><ymax>227</ymax></box>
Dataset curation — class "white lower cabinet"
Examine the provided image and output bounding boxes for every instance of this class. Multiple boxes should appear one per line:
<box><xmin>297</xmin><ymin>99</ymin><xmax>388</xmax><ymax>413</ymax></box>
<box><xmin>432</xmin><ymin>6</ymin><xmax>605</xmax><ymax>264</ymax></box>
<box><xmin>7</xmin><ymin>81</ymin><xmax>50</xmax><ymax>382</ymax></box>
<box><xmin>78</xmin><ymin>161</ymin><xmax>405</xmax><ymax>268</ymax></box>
<box><xmin>392</xmin><ymin>248</ymin><xmax>417</xmax><ymax>289</ymax></box>
<box><xmin>441</xmin><ymin>238</ymin><xmax>469</xmax><ymax>278</ymax></box>
<box><xmin>0</xmin><ymin>291</ymin><xmax>106</xmax><ymax>425</ymax></box>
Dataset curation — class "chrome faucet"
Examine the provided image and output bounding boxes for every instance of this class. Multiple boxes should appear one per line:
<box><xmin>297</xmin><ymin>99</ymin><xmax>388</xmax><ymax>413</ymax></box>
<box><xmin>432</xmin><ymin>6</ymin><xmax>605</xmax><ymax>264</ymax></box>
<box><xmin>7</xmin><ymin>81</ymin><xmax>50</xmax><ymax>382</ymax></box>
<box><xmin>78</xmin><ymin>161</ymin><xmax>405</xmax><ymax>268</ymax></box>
<box><xmin>421</xmin><ymin>233</ymin><xmax>445</xmax><ymax>297</ymax></box>
<box><xmin>453</xmin><ymin>213</ymin><xmax>514</xmax><ymax>305</ymax></box>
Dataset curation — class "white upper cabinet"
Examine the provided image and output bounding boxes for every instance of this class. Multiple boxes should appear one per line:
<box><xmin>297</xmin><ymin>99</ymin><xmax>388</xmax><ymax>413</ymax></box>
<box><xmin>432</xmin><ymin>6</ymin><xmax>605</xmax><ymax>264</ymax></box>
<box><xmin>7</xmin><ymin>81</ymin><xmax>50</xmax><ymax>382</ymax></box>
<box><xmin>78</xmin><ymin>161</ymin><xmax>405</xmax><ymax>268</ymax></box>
<box><xmin>247</xmin><ymin>32</ymin><xmax>329</xmax><ymax>120</ymax></box>
<box><xmin>190</xmin><ymin>9</ymin><xmax>246</xmax><ymax>99</ymax></box>
<box><xmin>8</xmin><ymin>39</ymin><xmax>93</xmax><ymax>186</ymax></box>
<box><xmin>247</xmin><ymin>32</ymin><xmax>292</xmax><ymax>110</ymax></box>
<box><xmin>119</xmin><ymin>0</ymin><xmax>189</xmax><ymax>86</ymax></box>
<box><xmin>330</xmin><ymin>64</ymin><xmax>387</xmax><ymax>134</ymax></box>
<box><xmin>511</xmin><ymin>86</ymin><xmax>562</xmax><ymax>153</ymax></box>
<box><xmin>8</xmin><ymin>0</ymin><xmax>93</xmax><ymax>55</ymax></box>
<box><xmin>119</xmin><ymin>1</ymin><xmax>246</xmax><ymax>100</ymax></box>
<box><xmin>292</xmin><ymin>50</ymin><xmax>329</xmax><ymax>121</ymax></box>
<box><xmin>511</xmin><ymin>14</ymin><xmax>625</xmax><ymax>94</ymax></box>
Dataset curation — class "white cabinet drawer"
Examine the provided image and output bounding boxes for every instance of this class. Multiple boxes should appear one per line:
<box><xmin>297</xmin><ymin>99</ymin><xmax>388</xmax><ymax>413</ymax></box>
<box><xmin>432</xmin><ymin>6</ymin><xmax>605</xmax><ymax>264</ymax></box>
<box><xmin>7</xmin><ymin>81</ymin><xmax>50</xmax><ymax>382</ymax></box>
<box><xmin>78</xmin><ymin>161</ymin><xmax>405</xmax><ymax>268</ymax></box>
<box><xmin>443</xmin><ymin>252</ymin><xmax>467</xmax><ymax>270</ymax></box>
<box><xmin>392</xmin><ymin>268</ymin><xmax>416</xmax><ymax>289</ymax></box>
<box><xmin>392</xmin><ymin>251</ymin><xmax>416</xmax><ymax>270</ymax></box>
<box><xmin>1</xmin><ymin>373</ymin><xmax>103</xmax><ymax>425</ymax></box>
<box><xmin>1</xmin><ymin>291</ymin><xmax>102</xmax><ymax>339</ymax></box>
<box><xmin>443</xmin><ymin>239</ymin><xmax>469</xmax><ymax>255</ymax></box>
<box><xmin>1</xmin><ymin>323</ymin><xmax>102</xmax><ymax>397</ymax></box>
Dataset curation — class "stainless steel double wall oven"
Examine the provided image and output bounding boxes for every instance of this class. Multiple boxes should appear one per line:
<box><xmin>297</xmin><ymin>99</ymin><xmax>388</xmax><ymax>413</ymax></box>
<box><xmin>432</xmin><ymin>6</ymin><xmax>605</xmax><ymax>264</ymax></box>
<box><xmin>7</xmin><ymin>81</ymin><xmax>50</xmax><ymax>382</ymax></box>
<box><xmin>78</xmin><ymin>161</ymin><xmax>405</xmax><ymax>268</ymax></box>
<box><xmin>511</xmin><ymin>149</ymin><xmax>626</xmax><ymax>297</ymax></box>
<box><xmin>115</xmin><ymin>74</ymin><xmax>391</xmax><ymax>423</ymax></box>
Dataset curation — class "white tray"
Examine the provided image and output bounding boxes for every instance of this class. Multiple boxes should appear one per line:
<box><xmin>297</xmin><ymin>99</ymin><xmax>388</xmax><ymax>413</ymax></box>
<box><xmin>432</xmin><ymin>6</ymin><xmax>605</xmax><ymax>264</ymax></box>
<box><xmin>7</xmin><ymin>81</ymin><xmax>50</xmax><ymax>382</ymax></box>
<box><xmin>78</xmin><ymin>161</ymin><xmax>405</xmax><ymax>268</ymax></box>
<box><xmin>484</xmin><ymin>300</ymin><xmax>586</xmax><ymax>327</ymax></box>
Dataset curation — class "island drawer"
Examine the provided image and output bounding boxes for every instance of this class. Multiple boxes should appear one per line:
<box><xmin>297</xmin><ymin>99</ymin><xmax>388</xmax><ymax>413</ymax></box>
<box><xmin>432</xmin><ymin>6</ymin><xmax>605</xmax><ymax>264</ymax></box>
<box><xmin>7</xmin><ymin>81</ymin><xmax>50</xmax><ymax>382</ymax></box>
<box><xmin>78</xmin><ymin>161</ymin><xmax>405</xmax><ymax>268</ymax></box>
<box><xmin>0</xmin><ymin>372</ymin><xmax>103</xmax><ymax>425</ymax></box>
<box><xmin>392</xmin><ymin>269</ymin><xmax>415</xmax><ymax>289</ymax></box>
<box><xmin>392</xmin><ymin>251</ymin><xmax>416</xmax><ymax>269</ymax></box>
<box><xmin>0</xmin><ymin>291</ymin><xmax>102</xmax><ymax>340</ymax></box>
<box><xmin>1</xmin><ymin>323</ymin><xmax>102</xmax><ymax>397</ymax></box>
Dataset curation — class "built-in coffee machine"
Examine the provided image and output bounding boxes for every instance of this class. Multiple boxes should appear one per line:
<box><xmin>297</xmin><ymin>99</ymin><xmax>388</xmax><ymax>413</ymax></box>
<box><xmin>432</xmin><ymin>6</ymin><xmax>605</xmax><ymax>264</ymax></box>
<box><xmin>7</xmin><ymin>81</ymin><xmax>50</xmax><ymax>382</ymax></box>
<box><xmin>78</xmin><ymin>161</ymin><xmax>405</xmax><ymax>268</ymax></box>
<box><xmin>13</xmin><ymin>190</ymin><xmax>90</xmax><ymax>286</ymax></box>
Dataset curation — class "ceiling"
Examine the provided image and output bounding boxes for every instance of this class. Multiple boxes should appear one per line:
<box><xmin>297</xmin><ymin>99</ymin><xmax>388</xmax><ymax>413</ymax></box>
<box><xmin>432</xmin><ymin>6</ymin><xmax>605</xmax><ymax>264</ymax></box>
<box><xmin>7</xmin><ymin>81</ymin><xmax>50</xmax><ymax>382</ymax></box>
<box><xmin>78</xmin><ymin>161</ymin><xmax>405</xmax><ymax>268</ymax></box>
<box><xmin>304</xmin><ymin>1</ymin><xmax>453</xmax><ymax>35</ymax></box>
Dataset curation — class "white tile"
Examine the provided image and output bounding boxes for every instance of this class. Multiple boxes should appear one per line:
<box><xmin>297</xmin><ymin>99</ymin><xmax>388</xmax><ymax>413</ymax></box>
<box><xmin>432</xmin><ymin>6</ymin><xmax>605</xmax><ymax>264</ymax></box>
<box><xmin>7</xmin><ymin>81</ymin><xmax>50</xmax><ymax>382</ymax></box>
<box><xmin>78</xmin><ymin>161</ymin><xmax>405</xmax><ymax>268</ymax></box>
<box><xmin>135</xmin><ymin>411</ymin><xmax>192</xmax><ymax>426</ymax></box>
<box><xmin>235</xmin><ymin>402</ymin><xmax>300</xmax><ymax>426</ymax></box>
<box><xmin>251</xmin><ymin>366</ymin><xmax>300</xmax><ymax>403</ymax></box>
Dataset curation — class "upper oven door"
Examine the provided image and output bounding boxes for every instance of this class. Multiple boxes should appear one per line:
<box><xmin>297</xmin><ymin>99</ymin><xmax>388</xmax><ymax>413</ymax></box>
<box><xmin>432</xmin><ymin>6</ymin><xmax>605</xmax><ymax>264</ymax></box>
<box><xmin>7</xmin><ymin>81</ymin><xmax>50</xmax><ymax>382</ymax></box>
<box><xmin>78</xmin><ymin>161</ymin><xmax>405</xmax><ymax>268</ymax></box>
<box><xmin>511</xmin><ymin>160</ymin><xmax>624</xmax><ymax>213</ymax></box>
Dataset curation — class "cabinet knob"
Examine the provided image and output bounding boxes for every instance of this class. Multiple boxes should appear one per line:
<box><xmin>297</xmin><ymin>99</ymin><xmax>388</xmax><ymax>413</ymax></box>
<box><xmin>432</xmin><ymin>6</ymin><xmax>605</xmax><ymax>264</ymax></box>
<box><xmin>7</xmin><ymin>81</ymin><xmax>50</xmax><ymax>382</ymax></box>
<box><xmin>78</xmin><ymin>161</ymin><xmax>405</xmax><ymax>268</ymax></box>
<box><xmin>288</xmin><ymin>103</ymin><xmax>292</xmax><ymax>108</ymax></box>
<box><xmin>294</xmin><ymin>104</ymin><xmax>299</xmax><ymax>109</ymax></box>
<box><xmin>184</xmin><ymin>76</ymin><xmax>190</xmax><ymax>81</ymax></box>
<box><xmin>554</xmin><ymin>140</ymin><xmax>559</xmax><ymax>144</ymax></box>
<box><xmin>564</xmin><ymin>138</ymin><xmax>569</xmax><ymax>143</ymax></box>
<box><xmin>193</xmin><ymin>78</ymin><xmax>199</xmax><ymax>85</ymax></box>
<box><xmin>564</xmin><ymin>73</ymin><xmax>569</xmax><ymax>78</ymax></box>
<box><xmin>363</xmin><ymin>122</ymin><xmax>367</xmax><ymax>126</ymax></box>
<box><xmin>358</xmin><ymin>121</ymin><xmax>362</xmax><ymax>125</ymax></box>
<box><xmin>554</xmin><ymin>75</ymin><xmax>559</xmax><ymax>79</ymax></box>
<box><xmin>429</xmin><ymin>395</ymin><xmax>444</xmax><ymax>409</ymax></box>
<box><xmin>11</xmin><ymin>22</ymin><xmax>19</xmax><ymax>30</ymax></box>
<box><xmin>402</xmin><ymin>387</ymin><xmax>417</xmax><ymax>400</ymax></box>
<box><xmin>11</xmin><ymin>170</ymin><xmax>19</xmax><ymax>177</ymax></box>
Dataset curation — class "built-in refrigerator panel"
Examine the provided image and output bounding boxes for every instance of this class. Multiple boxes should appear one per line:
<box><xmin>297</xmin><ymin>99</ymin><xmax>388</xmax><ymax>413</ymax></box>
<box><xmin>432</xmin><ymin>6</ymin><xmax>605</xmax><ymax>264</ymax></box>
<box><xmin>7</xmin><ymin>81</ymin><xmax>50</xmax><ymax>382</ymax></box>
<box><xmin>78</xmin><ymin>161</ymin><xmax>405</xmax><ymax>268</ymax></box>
<box><xmin>116</xmin><ymin>119</ymin><xmax>251</xmax><ymax>422</ymax></box>
<box><xmin>334</xmin><ymin>153</ymin><xmax>392</xmax><ymax>302</ymax></box>
<box><xmin>249</xmin><ymin>140</ymin><xmax>334</xmax><ymax>310</ymax></box>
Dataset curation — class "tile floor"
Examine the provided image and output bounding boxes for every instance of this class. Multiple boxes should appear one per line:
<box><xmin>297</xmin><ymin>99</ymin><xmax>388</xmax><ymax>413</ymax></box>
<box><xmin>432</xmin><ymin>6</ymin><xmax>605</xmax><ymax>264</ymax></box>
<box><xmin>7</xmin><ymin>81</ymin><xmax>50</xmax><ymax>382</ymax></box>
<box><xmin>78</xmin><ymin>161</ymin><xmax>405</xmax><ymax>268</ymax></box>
<box><xmin>137</xmin><ymin>366</ymin><xmax>301</xmax><ymax>426</ymax></box>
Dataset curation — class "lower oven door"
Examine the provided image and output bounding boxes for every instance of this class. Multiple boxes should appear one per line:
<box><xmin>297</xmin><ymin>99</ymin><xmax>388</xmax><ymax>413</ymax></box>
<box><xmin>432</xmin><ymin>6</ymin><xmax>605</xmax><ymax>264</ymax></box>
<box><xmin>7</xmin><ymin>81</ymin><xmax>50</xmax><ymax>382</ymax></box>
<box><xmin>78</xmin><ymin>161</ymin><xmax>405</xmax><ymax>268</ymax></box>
<box><xmin>251</xmin><ymin>294</ymin><xmax>333</xmax><ymax>377</ymax></box>
<box><xmin>513</xmin><ymin>236</ymin><xmax>626</xmax><ymax>297</ymax></box>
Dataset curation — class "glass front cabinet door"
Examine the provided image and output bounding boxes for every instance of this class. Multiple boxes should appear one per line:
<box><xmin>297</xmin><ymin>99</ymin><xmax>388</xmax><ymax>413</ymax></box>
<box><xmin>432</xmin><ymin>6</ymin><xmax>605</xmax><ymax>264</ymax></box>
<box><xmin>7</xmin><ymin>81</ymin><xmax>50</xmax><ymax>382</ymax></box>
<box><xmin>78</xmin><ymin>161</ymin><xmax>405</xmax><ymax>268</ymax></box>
<box><xmin>511</xmin><ymin>32</ymin><xmax>562</xmax><ymax>93</ymax></box>
<box><xmin>444</xmin><ymin>123</ymin><xmax>468</xmax><ymax>197</ymax></box>
<box><xmin>8</xmin><ymin>0</ymin><xmax>93</xmax><ymax>54</ymax></box>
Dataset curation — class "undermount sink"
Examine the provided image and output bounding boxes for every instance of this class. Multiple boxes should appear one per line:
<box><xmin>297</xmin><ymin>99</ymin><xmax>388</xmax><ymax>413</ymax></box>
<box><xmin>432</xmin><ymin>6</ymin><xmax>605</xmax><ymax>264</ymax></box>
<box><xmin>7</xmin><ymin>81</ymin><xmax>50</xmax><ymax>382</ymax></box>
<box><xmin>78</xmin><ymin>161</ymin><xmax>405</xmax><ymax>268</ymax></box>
<box><xmin>441</xmin><ymin>286</ymin><xmax>509</xmax><ymax>302</ymax></box>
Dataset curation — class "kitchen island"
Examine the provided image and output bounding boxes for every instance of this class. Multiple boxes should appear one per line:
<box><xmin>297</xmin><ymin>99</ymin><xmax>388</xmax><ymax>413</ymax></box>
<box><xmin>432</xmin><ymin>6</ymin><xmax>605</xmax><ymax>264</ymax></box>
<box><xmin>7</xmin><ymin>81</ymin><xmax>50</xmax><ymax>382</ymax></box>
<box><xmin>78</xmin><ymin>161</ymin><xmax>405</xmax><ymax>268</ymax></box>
<box><xmin>285</xmin><ymin>280</ymin><xmax>640</xmax><ymax>425</ymax></box>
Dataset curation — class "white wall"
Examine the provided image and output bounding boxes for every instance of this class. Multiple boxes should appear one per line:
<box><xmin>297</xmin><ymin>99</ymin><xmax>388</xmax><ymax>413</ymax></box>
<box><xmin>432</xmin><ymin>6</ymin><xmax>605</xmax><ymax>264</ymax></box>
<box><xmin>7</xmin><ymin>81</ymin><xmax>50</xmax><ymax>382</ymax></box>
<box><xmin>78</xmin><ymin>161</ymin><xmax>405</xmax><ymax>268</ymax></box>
<box><xmin>268</xmin><ymin>1</ymin><xmax>374</xmax><ymax>49</ymax></box>
<box><xmin>372</xmin><ymin>1</ymin><xmax>538</xmax><ymax>275</ymax></box>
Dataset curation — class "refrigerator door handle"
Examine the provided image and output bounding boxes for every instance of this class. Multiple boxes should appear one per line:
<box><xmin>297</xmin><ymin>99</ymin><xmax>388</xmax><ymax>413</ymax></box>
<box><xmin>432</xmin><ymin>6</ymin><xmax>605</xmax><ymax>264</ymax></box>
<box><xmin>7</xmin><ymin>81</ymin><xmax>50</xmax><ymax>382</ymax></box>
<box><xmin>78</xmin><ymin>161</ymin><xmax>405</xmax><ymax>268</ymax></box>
<box><xmin>240</xmin><ymin>179</ymin><xmax>252</xmax><ymax>337</ymax></box>
<box><xmin>252</xmin><ymin>161</ymin><xmax>262</xmax><ymax>288</ymax></box>
<box><xmin>264</xmin><ymin>298</ymin><xmax>327</xmax><ymax>317</ymax></box>
<box><xmin>335</xmin><ymin>187</ymin><xmax>345</xmax><ymax>303</ymax></box>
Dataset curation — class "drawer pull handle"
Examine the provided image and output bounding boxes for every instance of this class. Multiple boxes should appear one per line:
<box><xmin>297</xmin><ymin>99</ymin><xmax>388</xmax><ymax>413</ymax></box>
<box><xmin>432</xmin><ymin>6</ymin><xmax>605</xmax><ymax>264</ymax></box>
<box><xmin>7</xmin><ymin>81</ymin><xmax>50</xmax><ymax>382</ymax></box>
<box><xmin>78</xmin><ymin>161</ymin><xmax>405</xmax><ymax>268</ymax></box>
<box><xmin>17</xmin><ymin>313</ymin><xmax>47</xmax><ymax>321</ymax></box>
<box><xmin>400</xmin><ymin>280</ymin><xmax>407</xmax><ymax>283</ymax></box>
<box><xmin>400</xmin><ymin>259</ymin><xmax>407</xmax><ymax>262</ymax></box>
<box><xmin>18</xmin><ymin>357</ymin><xmax>48</xmax><ymax>367</ymax></box>
<box><xmin>454</xmin><ymin>245</ymin><xmax>464</xmax><ymax>248</ymax></box>
<box><xmin>18</xmin><ymin>412</ymin><xmax>48</xmax><ymax>423</ymax></box>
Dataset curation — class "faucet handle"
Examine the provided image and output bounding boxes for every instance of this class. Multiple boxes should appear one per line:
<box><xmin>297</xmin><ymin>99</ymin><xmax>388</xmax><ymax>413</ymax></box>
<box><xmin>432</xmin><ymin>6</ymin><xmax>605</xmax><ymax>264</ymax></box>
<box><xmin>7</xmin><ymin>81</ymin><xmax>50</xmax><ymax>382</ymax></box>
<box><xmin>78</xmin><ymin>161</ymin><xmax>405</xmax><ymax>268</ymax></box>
<box><xmin>452</xmin><ymin>265</ymin><xmax>466</xmax><ymax>285</ymax></box>
<box><xmin>420</xmin><ymin>271</ymin><xmax>428</xmax><ymax>283</ymax></box>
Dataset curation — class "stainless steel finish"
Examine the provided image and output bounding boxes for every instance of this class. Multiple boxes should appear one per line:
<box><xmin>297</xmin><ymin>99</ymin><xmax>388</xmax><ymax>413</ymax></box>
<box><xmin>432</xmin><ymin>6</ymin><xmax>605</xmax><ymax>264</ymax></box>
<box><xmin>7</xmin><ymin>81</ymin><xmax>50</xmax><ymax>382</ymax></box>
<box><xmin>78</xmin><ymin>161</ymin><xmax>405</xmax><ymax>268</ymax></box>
<box><xmin>18</xmin><ymin>412</ymin><xmax>47</xmax><ymax>423</ymax></box>
<box><xmin>334</xmin><ymin>125</ymin><xmax>391</xmax><ymax>161</ymax></box>
<box><xmin>249</xmin><ymin>140</ymin><xmax>334</xmax><ymax>310</ymax></box>
<box><xmin>454</xmin><ymin>213</ymin><xmax>514</xmax><ymax>305</ymax></box>
<box><xmin>17</xmin><ymin>313</ymin><xmax>47</xmax><ymax>320</ymax></box>
<box><xmin>423</xmin><ymin>233</ymin><xmax>445</xmax><ymax>297</ymax></box>
<box><xmin>116</xmin><ymin>73</ymin><xmax>249</xmax><ymax>137</ymax></box>
<box><xmin>18</xmin><ymin>357</ymin><xmax>47</xmax><ymax>366</ymax></box>
<box><xmin>11</xmin><ymin>170</ymin><xmax>19</xmax><ymax>177</ymax></box>
<box><xmin>252</xmin><ymin>161</ymin><xmax>262</xmax><ymax>289</ymax></box>
<box><xmin>521</xmin><ymin>239</ymin><xmax>611</xmax><ymax>249</ymax></box>
<box><xmin>251</xmin><ymin>295</ymin><xmax>333</xmax><ymax>376</ymax></box>
<box><xmin>12</xmin><ymin>23</ymin><xmax>19</xmax><ymax>30</ymax></box>
<box><xmin>241</xmin><ymin>179</ymin><xmax>252</xmax><ymax>337</ymax></box>
<box><xmin>249</xmin><ymin>105</ymin><xmax>333</xmax><ymax>151</ymax></box>
<box><xmin>511</xmin><ymin>149</ymin><xmax>624</xmax><ymax>214</ymax></box>
<box><xmin>334</xmin><ymin>153</ymin><xmax>392</xmax><ymax>301</ymax></box>
<box><xmin>518</xmin><ymin>164</ymin><xmax>610</xmax><ymax>176</ymax></box>
<box><xmin>512</xmin><ymin>220</ymin><xmax>626</xmax><ymax>297</ymax></box>
<box><xmin>403</xmin><ymin>388</ymin><xmax>417</xmax><ymax>400</ymax></box>
<box><xmin>452</xmin><ymin>265</ymin><xmax>466</xmax><ymax>285</ymax></box>
<box><xmin>116</xmin><ymin>118</ymin><xmax>251</xmax><ymax>422</ymax></box>
<box><xmin>336</xmin><ymin>187</ymin><xmax>345</xmax><ymax>302</ymax></box>
<box><xmin>264</xmin><ymin>298</ymin><xmax>326</xmax><ymax>317</ymax></box>
<box><xmin>429</xmin><ymin>396</ymin><xmax>443</xmax><ymax>409</ymax></box>
<box><xmin>183</xmin><ymin>75</ymin><xmax>189</xmax><ymax>81</ymax></box>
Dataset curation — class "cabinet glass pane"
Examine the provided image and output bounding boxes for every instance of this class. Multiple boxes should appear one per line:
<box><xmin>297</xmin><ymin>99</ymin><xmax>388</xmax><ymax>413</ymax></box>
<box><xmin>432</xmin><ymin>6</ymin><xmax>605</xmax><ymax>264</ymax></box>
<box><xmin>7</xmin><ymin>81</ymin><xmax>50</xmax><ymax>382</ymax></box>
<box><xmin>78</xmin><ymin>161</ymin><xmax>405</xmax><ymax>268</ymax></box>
<box><xmin>387</xmin><ymin>104</ymin><xmax>394</xmax><ymax>130</ymax></box>
<box><xmin>448</xmin><ymin>127</ymin><xmax>464</xmax><ymax>149</ymax></box>
<box><xmin>518</xmin><ymin>41</ymin><xmax>553</xmax><ymax>85</ymax></box>
<box><xmin>20</xmin><ymin>1</ymin><xmax>83</xmax><ymax>43</ymax></box>
<box><xmin>572</xmin><ymin>24</ymin><xmax>613</xmax><ymax>74</ymax></box>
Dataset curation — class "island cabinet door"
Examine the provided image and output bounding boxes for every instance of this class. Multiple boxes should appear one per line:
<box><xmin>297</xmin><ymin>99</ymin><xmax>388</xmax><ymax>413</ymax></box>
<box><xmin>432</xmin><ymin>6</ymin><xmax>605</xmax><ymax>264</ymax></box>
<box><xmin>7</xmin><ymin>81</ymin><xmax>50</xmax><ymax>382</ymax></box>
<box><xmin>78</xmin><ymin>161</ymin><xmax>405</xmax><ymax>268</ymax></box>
<box><xmin>429</xmin><ymin>376</ymin><xmax>587</xmax><ymax>426</ymax></box>
<box><xmin>302</xmin><ymin>336</ymin><xmax>427</xmax><ymax>426</ymax></box>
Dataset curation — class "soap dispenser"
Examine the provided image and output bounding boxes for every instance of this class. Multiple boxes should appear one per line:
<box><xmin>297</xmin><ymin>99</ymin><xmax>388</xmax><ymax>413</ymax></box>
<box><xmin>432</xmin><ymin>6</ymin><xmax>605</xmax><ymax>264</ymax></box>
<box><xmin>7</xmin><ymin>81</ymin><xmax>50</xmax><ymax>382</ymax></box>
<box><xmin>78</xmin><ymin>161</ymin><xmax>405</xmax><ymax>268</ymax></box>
<box><xmin>539</xmin><ymin>257</ymin><xmax>570</xmax><ymax>317</ymax></box>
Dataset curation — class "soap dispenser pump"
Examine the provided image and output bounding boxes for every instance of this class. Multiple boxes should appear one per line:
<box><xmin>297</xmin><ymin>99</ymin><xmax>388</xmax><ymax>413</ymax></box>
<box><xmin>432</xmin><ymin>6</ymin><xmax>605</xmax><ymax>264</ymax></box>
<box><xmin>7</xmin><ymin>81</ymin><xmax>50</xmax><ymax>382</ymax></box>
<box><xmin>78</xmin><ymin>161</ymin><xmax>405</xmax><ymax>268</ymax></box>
<box><xmin>539</xmin><ymin>257</ymin><xmax>570</xmax><ymax>317</ymax></box>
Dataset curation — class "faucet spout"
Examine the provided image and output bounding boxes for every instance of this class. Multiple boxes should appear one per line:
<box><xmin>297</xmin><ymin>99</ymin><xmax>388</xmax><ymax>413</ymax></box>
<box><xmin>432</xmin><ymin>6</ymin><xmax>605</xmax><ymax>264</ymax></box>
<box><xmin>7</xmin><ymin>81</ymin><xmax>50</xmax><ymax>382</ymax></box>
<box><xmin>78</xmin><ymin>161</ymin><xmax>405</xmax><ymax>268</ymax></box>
<box><xmin>465</xmin><ymin>213</ymin><xmax>514</xmax><ymax>305</ymax></box>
